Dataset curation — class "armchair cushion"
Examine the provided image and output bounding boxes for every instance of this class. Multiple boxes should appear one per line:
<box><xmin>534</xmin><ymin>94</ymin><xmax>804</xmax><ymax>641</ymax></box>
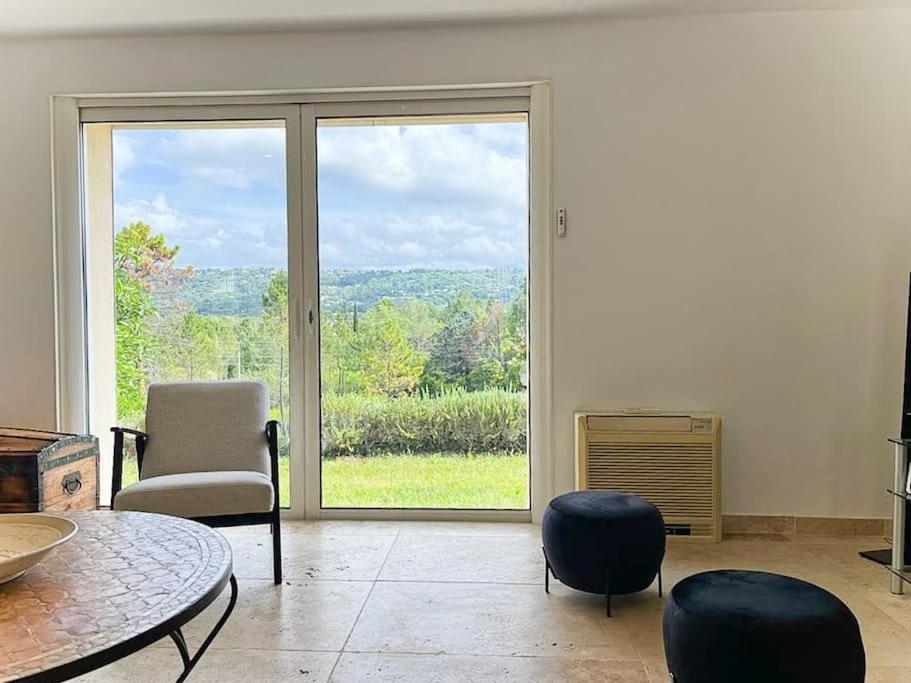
<box><xmin>113</xmin><ymin>471</ymin><xmax>274</xmax><ymax>518</ymax></box>
<box><xmin>141</xmin><ymin>381</ymin><xmax>271</xmax><ymax>479</ymax></box>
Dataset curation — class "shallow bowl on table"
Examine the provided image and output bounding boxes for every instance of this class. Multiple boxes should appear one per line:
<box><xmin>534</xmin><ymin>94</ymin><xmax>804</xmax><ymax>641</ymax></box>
<box><xmin>0</xmin><ymin>513</ymin><xmax>78</xmax><ymax>584</ymax></box>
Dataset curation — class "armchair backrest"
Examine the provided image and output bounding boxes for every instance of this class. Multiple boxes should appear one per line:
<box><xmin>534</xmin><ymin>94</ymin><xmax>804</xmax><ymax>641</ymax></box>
<box><xmin>140</xmin><ymin>381</ymin><xmax>271</xmax><ymax>480</ymax></box>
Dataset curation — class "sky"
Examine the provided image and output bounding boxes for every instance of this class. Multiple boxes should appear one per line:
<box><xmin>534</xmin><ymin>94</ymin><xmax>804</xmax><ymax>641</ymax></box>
<box><xmin>112</xmin><ymin>117</ymin><xmax>528</xmax><ymax>271</ymax></box>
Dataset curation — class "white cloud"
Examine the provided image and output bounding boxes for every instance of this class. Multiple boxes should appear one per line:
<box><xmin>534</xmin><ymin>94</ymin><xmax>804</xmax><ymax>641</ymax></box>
<box><xmin>313</xmin><ymin>121</ymin><xmax>528</xmax><ymax>270</ymax></box>
<box><xmin>157</xmin><ymin>127</ymin><xmax>286</xmax><ymax>190</ymax></box>
<box><xmin>398</xmin><ymin>241</ymin><xmax>424</xmax><ymax>257</ymax></box>
<box><xmin>112</xmin><ymin>134</ymin><xmax>136</xmax><ymax>180</ymax></box>
<box><xmin>115</xmin><ymin>193</ymin><xmax>195</xmax><ymax>236</ymax></box>
<box><xmin>318</xmin><ymin>210</ymin><xmax>526</xmax><ymax>270</ymax></box>
<box><xmin>317</xmin><ymin>122</ymin><xmax>527</xmax><ymax>210</ymax></box>
<box><xmin>114</xmin><ymin>192</ymin><xmax>286</xmax><ymax>268</ymax></box>
<box><xmin>197</xmin><ymin>236</ymin><xmax>223</xmax><ymax>249</ymax></box>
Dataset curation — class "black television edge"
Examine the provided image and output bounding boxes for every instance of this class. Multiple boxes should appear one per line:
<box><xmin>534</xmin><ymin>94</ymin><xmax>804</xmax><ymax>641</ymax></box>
<box><xmin>902</xmin><ymin>273</ymin><xmax>911</xmax><ymax>441</ymax></box>
<box><xmin>860</xmin><ymin>273</ymin><xmax>911</xmax><ymax>566</ymax></box>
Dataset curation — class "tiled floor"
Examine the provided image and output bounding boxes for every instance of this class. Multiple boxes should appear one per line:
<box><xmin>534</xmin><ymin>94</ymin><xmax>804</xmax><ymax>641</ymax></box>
<box><xmin>75</xmin><ymin>522</ymin><xmax>911</xmax><ymax>682</ymax></box>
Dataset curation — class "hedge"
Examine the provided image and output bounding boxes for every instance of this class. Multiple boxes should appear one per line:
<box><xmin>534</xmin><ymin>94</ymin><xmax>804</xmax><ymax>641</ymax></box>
<box><xmin>321</xmin><ymin>389</ymin><xmax>527</xmax><ymax>457</ymax></box>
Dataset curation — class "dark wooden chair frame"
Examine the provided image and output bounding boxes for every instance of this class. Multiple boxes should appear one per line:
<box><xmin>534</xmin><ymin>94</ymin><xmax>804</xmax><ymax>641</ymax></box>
<box><xmin>110</xmin><ymin>420</ymin><xmax>283</xmax><ymax>585</ymax></box>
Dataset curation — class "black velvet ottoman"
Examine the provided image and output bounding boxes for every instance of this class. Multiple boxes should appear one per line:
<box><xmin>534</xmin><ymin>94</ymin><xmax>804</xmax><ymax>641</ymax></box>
<box><xmin>663</xmin><ymin>570</ymin><xmax>865</xmax><ymax>683</ymax></box>
<box><xmin>541</xmin><ymin>490</ymin><xmax>665</xmax><ymax>616</ymax></box>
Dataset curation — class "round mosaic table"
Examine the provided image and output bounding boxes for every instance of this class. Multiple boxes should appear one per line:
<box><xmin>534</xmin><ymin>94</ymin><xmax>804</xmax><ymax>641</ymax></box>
<box><xmin>0</xmin><ymin>511</ymin><xmax>236</xmax><ymax>683</ymax></box>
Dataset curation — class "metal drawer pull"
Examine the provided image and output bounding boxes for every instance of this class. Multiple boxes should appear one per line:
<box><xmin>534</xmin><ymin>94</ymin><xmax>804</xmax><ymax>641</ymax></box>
<box><xmin>62</xmin><ymin>472</ymin><xmax>82</xmax><ymax>495</ymax></box>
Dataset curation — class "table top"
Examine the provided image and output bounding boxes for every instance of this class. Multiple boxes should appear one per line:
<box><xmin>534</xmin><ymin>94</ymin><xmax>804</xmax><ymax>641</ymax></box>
<box><xmin>0</xmin><ymin>511</ymin><xmax>232</xmax><ymax>683</ymax></box>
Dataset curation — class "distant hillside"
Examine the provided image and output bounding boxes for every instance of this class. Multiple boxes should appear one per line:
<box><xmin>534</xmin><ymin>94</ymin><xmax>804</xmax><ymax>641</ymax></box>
<box><xmin>153</xmin><ymin>267</ymin><xmax>526</xmax><ymax>317</ymax></box>
<box><xmin>319</xmin><ymin>268</ymin><xmax>525</xmax><ymax>312</ymax></box>
<box><xmin>154</xmin><ymin>267</ymin><xmax>277</xmax><ymax>317</ymax></box>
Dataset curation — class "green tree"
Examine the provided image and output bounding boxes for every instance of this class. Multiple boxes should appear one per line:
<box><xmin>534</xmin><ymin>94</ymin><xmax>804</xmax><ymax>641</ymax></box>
<box><xmin>154</xmin><ymin>310</ymin><xmax>234</xmax><ymax>381</ymax></box>
<box><xmin>506</xmin><ymin>280</ymin><xmax>527</xmax><ymax>341</ymax></box>
<box><xmin>321</xmin><ymin>306</ymin><xmax>362</xmax><ymax>395</ymax></box>
<box><xmin>261</xmin><ymin>270</ymin><xmax>290</xmax><ymax>425</ymax></box>
<box><xmin>113</xmin><ymin>221</ymin><xmax>190</xmax><ymax>421</ymax></box>
<box><xmin>398</xmin><ymin>299</ymin><xmax>442</xmax><ymax>355</ymax></box>
<box><xmin>465</xmin><ymin>301</ymin><xmax>504</xmax><ymax>390</ymax></box>
<box><xmin>421</xmin><ymin>291</ymin><xmax>484</xmax><ymax>393</ymax></box>
<box><xmin>114</xmin><ymin>261</ymin><xmax>152</xmax><ymax>419</ymax></box>
<box><xmin>235</xmin><ymin>316</ymin><xmax>269</xmax><ymax>378</ymax></box>
<box><xmin>262</xmin><ymin>270</ymin><xmax>288</xmax><ymax>316</ymax></box>
<box><xmin>356</xmin><ymin>300</ymin><xmax>424</xmax><ymax>397</ymax></box>
<box><xmin>502</xmin><ymin>283</ymin><xmax>528</xmax><ymax>389</ymax></box>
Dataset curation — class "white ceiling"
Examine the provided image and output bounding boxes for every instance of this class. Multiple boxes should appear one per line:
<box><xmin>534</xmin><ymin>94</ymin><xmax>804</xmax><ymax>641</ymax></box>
<box><xmin>0</xmin><ymin>0</ymin><xmax>908</xmax><ymax>37</ymax></box>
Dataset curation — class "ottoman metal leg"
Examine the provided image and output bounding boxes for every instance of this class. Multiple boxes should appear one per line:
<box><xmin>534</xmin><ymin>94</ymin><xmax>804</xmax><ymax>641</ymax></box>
<box><xmin>542</xmin><ymin>547</ymin><xmax>551</xmax><ymax>594</ymax></box>
<box><xmin>604</xmin><ymin>566</ymin><xmax>612</xmax><ymax>618</ymax></box>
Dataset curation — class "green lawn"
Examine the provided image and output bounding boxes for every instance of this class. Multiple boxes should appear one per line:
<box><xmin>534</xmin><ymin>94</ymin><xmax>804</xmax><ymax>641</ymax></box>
<box><xmin>322</xmin><ymin>452</ymin><xmax>528</xmax><ymax>509</ymax></box>
<box><xmin>120</xmin><ymin>451</ymin><xmax>528</xmax><ymax>510</ymax></box>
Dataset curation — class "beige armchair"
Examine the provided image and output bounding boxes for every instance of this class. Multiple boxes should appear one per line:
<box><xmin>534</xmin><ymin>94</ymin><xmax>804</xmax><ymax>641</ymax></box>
<box><xmin>111</xmin><ymin>381</ymin><xmax>282</xmax><ymax>584</ymax></box>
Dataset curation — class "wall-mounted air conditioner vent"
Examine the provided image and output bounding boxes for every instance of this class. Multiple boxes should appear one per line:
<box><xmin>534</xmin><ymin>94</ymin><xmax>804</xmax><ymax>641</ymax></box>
<box><xmin>575</xmin><ymin>411</ymin><xmax>721</xmax><ymax>542</ymax></box>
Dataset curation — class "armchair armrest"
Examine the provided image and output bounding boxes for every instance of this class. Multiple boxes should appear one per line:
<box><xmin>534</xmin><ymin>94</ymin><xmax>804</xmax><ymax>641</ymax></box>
<box><xmin>110</xmin><ymin>426</ymin><xmax>148</xmax><ymax>500</ymax></box>
<box><xmin>111</xmin><ymin>427</ymin><xmax>147</xmax><ymax>438</ymax></box>
<box><xmin>265</xmin><ymin>420</ymin><xmax>280</xmax><ymax>512</ymax></box>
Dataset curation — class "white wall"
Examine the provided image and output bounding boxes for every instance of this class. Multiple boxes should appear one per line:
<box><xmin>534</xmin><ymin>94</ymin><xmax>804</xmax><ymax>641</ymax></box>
<box><xmin>2</xmin><ymin>10</ymin><xmax>910</xmax><ymax>518</ymax></box>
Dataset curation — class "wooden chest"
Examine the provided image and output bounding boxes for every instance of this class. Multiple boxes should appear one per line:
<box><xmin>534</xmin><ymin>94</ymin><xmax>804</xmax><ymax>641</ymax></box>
<box><xmin>0</xmin><ymin>428</ymin><xmax>98</xmax><ymax>513</ymax></box>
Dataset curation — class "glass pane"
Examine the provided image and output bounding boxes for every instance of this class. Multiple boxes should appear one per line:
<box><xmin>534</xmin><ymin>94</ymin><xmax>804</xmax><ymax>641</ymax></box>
<box><xmin>316</xmin><ymin>113</ymin><xmax>529</xmax><ymax>509</ymax></box>
<box><xmin>107</xmin><ymin>123</ymin><xmax>290</xmax><ymax>506</ymax></box>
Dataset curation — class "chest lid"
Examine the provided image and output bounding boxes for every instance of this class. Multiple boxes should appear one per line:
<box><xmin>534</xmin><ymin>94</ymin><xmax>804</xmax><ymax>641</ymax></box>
<box><xmin>0</xmin><ymin>427</ymin><xmax>98</xmax><ymax>471</ymax></box>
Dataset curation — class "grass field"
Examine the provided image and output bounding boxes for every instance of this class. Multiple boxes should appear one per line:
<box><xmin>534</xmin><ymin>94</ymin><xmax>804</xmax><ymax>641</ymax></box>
<box><xmin>120</xmin><ymin>452</ymin><xmax>528</xmax><ymax>510</ymax></box>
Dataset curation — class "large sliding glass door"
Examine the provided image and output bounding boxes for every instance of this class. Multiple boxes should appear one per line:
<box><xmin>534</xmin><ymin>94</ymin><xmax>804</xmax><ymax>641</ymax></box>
<box><xmin>313</xmin><ymin>112</ymin><xmax>530</xmax><ymax>510</ymax></box>
<box><xmin>79</xmin><ymin>95</ymin><xmax>536</xmax><ymax>519</ymax></box>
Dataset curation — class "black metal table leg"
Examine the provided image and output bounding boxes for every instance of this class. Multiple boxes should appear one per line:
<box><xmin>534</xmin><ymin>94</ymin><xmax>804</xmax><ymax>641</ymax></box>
<box><xmin>168</xmin><ymin>629</ymin><xmax>191</xmax><ymax>671</ymax></box>
<box><xmin>658</xmin><ymin>566</ymin><xmax>663</xmax><ymax>598</ymax></box>
<box><xmin>171</xmin><ymin>573</ymin><xmax>238</xmax><ymax>683</ymax></box>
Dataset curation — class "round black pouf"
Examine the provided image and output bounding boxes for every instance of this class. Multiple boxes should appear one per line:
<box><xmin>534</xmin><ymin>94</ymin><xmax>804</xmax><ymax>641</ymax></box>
<box><xmin>663</xmin><ymin>570</ymin><xmax>865</xmax><ymax>683</ymax></box>
<box><xmin>542</xmin><ymin>491</ymin><xmax>665</xmax><ymax>601</ymax></box>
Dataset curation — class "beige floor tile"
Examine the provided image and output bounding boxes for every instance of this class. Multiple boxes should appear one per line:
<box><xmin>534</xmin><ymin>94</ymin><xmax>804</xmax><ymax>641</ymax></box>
<box><xmin>867</xmin><ymin>665</ymin><xmax>911</xmax><ymax>682</ymax></box>
<box><xmin>290</xmin><ymin>520</ymin><xmax>406</xmax><ymax>536</ymax></box>
<box><xmin>640</xmin><ymin>656</ymin><xmax>670</xmax><ymax>683</ymax></box>
<box><xmin>379</xmin><ymin>534</ymin><xmax>543</xmax><ymax>584</ymax></box>
<box><xmin>864</xmin><ymin>590</ymin><xmax>911</xmax><ymax>630</ymax></box>
<box><xmin>227</xmin><ymin>531</ymin><xmax>396</xmax><ymax>581</ymax></box>
<box><xmin>331</xmin><ymin>652</ymin><xmax>648</xmax><ymax>682</ymax></box>
<box><xmin>223</xmin><ymin>520</ymin><xmax>402</xmax><ymax>536</ymax></box>
<box><xmin>224</xmin><ymin>520</ymin><xmax>539</xmax><ymax>537</ymax></box>
<box><xmin>75</xmin><ymin>648</ymin><xmax>338</xmax><ymax>683</ymax></box>
<box><xmin>182</xmin><ymin>578</ymin><xmax>372</xmax><ymax>652</ymax></box>
<box><xmin>346</xmin><ymin>580</ymin><xmax>640</xmax><ymax>660</ymax></box>
<box><xmin>394</xmin><ymin>521</ymin><xmax>541</xmax><ymax>538</ymax></box>
<box><xmin>789</xmin><ymin>533</ymin><xmax>888</xmax><ymax>547</ymax></box>
<box><xmin>855</xmin><ymin>618</ymin><xmax>911</xmax><ymax>668</ymax></box>
<box><xmin>72</xmin><ymin>648</ymin><xmax>183</xmax><ymax>683</ymax></box>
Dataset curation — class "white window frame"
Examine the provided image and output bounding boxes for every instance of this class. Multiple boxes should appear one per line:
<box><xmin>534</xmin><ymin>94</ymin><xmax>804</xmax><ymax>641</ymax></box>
<box><xmin>51</xmin><ymin>82</ymin><xmax>553</xmax><ymax>522</ymax></box>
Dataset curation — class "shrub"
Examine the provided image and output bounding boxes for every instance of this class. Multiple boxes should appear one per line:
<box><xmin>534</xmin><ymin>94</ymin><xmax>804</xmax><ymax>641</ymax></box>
<box><xmin>321</xmin><ymin>389</ymin><xmax>527</xmax><ymax>457</ymax></box>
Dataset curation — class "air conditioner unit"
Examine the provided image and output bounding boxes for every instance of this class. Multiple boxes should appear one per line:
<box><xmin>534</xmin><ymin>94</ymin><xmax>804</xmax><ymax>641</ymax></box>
<box><xmin>575</xmin><ymin>410</ymin><xmax>721</xmax><ymax>542</ymax></box>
